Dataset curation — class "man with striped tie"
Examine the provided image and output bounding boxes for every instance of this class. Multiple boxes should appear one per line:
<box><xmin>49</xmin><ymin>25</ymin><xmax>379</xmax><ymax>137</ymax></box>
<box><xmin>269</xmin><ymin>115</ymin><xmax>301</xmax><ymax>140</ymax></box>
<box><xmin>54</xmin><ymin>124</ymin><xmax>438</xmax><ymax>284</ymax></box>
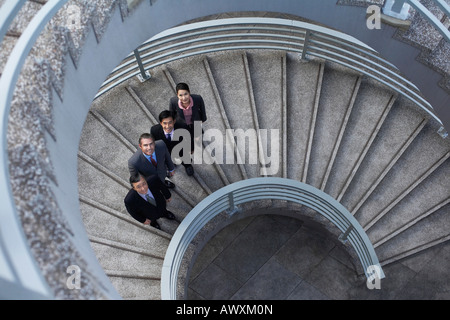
<box><xmin>124</xmin><ymin>174</ymin><xmax>176</xmax><ymax>230</ymax></box>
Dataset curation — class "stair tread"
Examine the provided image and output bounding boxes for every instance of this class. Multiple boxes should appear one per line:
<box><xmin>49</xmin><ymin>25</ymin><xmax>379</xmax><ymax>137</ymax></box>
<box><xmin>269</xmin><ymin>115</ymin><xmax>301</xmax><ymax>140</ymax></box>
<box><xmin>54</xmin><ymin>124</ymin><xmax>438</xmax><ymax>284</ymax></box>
<box><xmin>306</xmin><ymin>64</ymin><xmax>360</xmax><ymax>189</ymax></box>
<box><xmin>91</xmin><ymin>242</ymin><xmax>164</xmax><ymax>275</ymax></box>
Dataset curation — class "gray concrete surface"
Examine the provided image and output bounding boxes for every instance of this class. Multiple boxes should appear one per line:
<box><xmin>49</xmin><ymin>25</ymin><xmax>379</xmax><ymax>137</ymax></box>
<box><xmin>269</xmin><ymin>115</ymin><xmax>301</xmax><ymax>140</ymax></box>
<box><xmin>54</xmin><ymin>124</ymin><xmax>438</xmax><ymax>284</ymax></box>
<box><xmin>188</xmin><ymin>214</ymin><xmax>450</xmax><ymax>300</ymax></box>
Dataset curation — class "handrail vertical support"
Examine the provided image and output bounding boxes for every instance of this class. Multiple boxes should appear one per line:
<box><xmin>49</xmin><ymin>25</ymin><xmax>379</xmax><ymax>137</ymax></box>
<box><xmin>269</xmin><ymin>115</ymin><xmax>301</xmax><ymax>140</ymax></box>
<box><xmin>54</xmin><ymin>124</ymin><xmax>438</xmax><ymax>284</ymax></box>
<box><xmin>134</xmin><ymin>49</ymin><xmax>151</xmax><ymax>82</ymax></box>
<box><xmin>339</xmin><ymin>225</ymin><xmax>353</xmax><ymax>243</ymax></box>
<box><xmin>301</xmin><ymin>30</ymin><xmax>311</xmax><ymax>61</ymax></box>
<box><xmin>437</xmin><ymin>126</ymin><xmax>448</xmax><ymax>139</ymax></box>
<box><xmin>226</xmin><ymin>192</ymin><xmax>239</xmax><ymax>216</ymax></box>
<box><xmin>383</xmin><ymin>0</ymin><xmax>411</xmax><ymax>20</ymax></box>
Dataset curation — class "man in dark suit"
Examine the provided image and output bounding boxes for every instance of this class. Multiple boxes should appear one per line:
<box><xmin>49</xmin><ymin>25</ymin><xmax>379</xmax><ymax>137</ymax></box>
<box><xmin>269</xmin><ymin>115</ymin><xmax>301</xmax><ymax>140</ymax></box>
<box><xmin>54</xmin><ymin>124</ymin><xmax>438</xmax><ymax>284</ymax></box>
<box><xmin>151</xmin><ymin>110</ymin><xmax>194</xmax><ymax>176</ymax></box>
<box><xmin>124</xmin><ymin>174</ymin><xmax>176</xmax><ymax>230</ymax></box>
<box><xmin>128</xmin><ymin>133</ymin><xmax>176</xmax><ymax>188</ymax></box>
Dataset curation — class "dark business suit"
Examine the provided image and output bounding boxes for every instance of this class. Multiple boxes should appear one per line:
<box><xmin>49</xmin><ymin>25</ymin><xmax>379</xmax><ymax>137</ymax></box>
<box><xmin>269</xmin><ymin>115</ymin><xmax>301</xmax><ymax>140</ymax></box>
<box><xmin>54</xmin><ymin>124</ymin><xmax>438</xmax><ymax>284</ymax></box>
<box><xmin>150</xmin><ymin>122</ymin><xmax>194</xmax><ymax>165</ymax></box>
<box><xmin>169</xmin><ymin>94</ymin><xmax>207</xmax><ymax>129</ymax></box>
<box><xmin>124</xmin><ymin>175</ymin><xmax>171</xmax><ymax>223</ymax></box>
<box><xmin>128</xmin><ymin>140</ymin><xmax>175</xmax><ymax>182</ymax></box>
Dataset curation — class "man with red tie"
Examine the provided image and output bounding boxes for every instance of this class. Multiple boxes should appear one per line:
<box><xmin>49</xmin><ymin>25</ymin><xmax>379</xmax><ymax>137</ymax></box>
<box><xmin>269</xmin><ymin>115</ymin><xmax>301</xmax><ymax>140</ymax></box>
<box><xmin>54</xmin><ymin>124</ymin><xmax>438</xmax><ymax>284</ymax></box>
<box><xmin>128</xmin><ymin>133</ymin><xmax>176</xmax><ymax>188</ymax></box>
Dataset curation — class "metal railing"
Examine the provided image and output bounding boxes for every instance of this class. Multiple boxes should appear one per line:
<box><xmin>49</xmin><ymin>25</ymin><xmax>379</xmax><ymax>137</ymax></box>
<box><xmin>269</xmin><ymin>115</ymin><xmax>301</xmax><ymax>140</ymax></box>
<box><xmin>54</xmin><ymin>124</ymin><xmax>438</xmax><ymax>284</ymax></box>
<box><xmin>383</xmin><ymin>0</ymin><xmax>450</xmax><ymax>41</ymax></box>
<box><xmin>94</xmin><ymin>17</ymin><xmax>443</xmax><ymax>127</ymax></box>
<box><xmin>160</xmin><ymin>177</ymin><xmax>385</xmax><ymax>300</ymax></box>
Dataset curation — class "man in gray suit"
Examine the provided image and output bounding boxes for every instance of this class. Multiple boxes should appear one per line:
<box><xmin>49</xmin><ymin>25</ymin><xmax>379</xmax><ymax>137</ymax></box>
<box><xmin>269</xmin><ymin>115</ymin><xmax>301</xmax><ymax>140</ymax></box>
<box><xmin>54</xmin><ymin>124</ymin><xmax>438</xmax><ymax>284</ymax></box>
<box><xmin>128</xmin><ymin>133</ymin><xmax>176</xmax><ymax>188</ymax></box>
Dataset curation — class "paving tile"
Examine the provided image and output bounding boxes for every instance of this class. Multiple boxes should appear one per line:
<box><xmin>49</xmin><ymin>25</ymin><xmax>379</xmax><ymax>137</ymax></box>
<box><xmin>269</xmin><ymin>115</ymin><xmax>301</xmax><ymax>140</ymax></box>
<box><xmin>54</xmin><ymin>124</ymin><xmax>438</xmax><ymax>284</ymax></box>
<box><xmin>213</xmin><ymin>215</ymin><xmax>301</xmax><ymax>282</ymax></box>
<box><xmin>303</xmin><ymin>255</ymin><xmax>358</xmax><ymax>300</ymax></box>
<box><xmin>230</xmin><ymin>257</ymin><xmax>302</xmax><ymax>300</ymax></box>
<box><xmin>189</xmin><ymin>263</ymin><xmax>243</xmax><ymax>300</ymax></box>
<box><xmin>189</xmin><ymin>216</ymin><xmax>255</xmax><ymax>280</ymax></box>
<box><xmin>287</xmin><ymin>281</ymin><xmax>330</xmax><ymax>300</ymax></box>
<box><xmin>413</xmin><ymin>244</ymin><xmax>450</xmax><ymax>293</ymax></box>
<box><xmin>274</xmin><ymin>226</ymin><xmax>336</xmax><ymax>278</ymax></box>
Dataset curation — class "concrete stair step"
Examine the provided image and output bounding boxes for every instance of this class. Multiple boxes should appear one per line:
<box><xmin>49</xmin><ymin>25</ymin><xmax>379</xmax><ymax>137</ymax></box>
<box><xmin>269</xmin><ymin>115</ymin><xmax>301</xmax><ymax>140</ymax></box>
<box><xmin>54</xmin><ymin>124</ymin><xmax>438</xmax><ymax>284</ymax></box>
<box><xmin>375</xmin><ymin>202</ymin><xmax>450</xmax><ymax>265</ymax></box>
<box><xmin>355</xmin><ymin>121</ymin><xmax>450</xmax><ymax>230</ymax></box>
<box><xmin>286</xmin><ymin>54</ymin><xmax>324</xmax><ymax>183</ymax></box>
<box><xmin>89</xmin><ymin>240</ymin><xmax>165</xmax><ymax>300</ymax></box>
<box><xmin>89</xmin><ymin>81</ymin><xmax>158</xmax><ymax>148</ymax></box>
<box><xmin>323</xmin><ymin>79</ymin><xmax>396</xmax><ymax>200</ymax></box>
<box><xmin>370</xmin><ymin>195</ymin><xmax>450</xmax><ymax>253</ymax></box>
<box><xmin>108</xmin><ymin>277</ymin><xmax>161</xmax><ymax>300</ymax></box>
<box><xmin>89</xmin><ymin>240</ymin><xmax>164</xmax><ymax>274</ymax></box>
<box><xmin>78</xmin><ymin>152</ymin><xmax>130</xmax><ymax>214</ymax></box>
<box><xmin>206</xmin><ymin>50</ymin><xmax>262</xmax><ymax>179</ymax></box>
<box><xmin>339</xmin><ymin>100</ymin><xmax>428</xmax><ymax>213</ymax></box>
<box><xmin>246</xmin><ymin>50</ymin><xmax>286</xmax><ymax>177</ymax></box>
<box><xmin>79</xmin><ymin>111</ymin><xmax>134</xmax><ymax>181</ymax></box>
<box><xmin>366</xmin><ymin>150</ymin><xmax>450</xmax><ymax>244</ymax></box>
<box><xmin>305</xmin><ymin>62</ymin><xmax>361</xmax><ymax>189</ymax></box>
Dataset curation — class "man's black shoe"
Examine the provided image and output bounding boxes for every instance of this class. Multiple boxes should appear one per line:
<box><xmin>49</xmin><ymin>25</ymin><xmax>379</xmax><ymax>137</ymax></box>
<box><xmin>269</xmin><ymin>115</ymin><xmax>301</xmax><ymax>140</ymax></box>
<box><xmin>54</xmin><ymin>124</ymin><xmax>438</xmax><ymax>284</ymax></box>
<box><xmin>164</xmin><ymin>211</ymin><xmax>176</xmax><ymax>220</ymax></box>
<box><xmin>165</xmin><ymin>179</ymin><xmax>175</xmax><ymax>189</ymax></box>
<box><xmin>150</xmin><ymin>221</ymin><xmax>161</xmax><ymax>230</ymax></box>
<box><xmin>185</xmin><ymin>165</ymin><xmax>194</xmax><ymax>176</ymax></box>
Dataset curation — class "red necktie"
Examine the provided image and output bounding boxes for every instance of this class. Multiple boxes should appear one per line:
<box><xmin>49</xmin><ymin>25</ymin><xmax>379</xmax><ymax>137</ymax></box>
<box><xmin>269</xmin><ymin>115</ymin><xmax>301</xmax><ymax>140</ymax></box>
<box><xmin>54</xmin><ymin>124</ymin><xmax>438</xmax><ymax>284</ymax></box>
<box><xmin>150</xmin><ymin>155</ymin><xmax>157</xmax><ymax>167</ymax></box>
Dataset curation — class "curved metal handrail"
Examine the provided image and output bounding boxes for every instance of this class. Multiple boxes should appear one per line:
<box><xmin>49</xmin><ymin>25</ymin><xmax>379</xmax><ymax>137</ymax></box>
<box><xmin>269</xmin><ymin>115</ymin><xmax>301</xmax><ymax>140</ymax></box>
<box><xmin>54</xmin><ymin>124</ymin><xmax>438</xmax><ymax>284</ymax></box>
<box><xmin>161</xmin><ymin>177</ymin><xmax>384</xmax><ymax>300</ymax></box>
<box><xmin>0</xmin><ymin>0</ymin><xmax>27</xmax><ymax>44</ymax></box>
<box><xmin>383</xmin><ymin>0</ymin><xmax>450</xmax><ymax>41</ymax></box>
<box><xmin>408</xmin><ymin>0</ymin><xmax>450</xmax><ymax>41</ymax></box>
<box><xmin>94</xmin><ymin>17</ymin><xmax>442</xmax><ymax>126</ymax></box>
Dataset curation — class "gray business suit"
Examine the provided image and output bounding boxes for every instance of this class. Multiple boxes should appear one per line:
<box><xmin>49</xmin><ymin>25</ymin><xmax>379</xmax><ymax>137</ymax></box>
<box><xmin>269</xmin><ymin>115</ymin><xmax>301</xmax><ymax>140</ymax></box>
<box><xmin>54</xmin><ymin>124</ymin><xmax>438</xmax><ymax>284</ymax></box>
<box><xmin>128</xmin><ymin>140</ymin><xmax>175</xmax><ymax>182</ymax></box>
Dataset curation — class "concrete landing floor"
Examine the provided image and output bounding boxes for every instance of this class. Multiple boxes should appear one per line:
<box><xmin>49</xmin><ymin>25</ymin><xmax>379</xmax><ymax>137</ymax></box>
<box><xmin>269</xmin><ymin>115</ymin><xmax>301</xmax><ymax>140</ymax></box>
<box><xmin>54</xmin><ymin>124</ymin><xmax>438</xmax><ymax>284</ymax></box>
<box><xmin>186</xmin><ymin>214</ymin><xmax>450</xmax><ymax>300</ymax></box>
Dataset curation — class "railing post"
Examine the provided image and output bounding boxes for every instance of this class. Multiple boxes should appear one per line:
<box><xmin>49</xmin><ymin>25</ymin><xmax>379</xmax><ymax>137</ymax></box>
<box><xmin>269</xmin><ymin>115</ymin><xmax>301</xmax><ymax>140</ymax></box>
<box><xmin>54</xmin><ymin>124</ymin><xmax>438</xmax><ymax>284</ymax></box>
<box><xmin>437</xmin><ymin>126</ymin><xmax>448</xmax><ymax>139</ymax></box>
<box><xmin>133</xmin><ymin>49</ymin><xmax>151</xmax><ymax>82</ymax></box>
<box><xmin>301</xmin><ymin>30</ymin><xmax>310</xmax><ymax>61</ymax></box>
<box><xmin>383</xmin><ymin>0</ymin><xmax>411</xmax><ymax>20</ymax></box>
<box><xmin>339</xmin><ymin>225</ymin><xmax>353</xmax><ymax>243</ymax></box>
<box><xmin>226</xmin><ymin>192</ymin><xmax>239</xmax><ymax>216</ymax></box>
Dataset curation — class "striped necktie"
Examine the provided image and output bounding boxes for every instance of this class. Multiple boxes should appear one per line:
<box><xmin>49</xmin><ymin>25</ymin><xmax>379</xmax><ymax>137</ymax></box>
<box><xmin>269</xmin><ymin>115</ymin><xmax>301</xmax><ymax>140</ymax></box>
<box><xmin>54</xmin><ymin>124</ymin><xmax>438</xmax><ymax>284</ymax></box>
<box><xmin>145</xmin><ymin>194</ymin><xmax>156</xmax><ymax>206</ymax></box>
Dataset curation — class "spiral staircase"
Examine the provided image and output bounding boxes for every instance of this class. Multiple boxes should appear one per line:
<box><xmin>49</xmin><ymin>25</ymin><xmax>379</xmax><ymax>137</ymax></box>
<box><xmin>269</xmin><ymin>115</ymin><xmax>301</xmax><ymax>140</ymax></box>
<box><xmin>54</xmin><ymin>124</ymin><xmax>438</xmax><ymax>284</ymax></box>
<box><xmin>1</xmin><ymin>0</ymin><xmax>449</xmax><ymax>300</ymax></box>
<box><xmin>81</xmin><ymin>48</ymin><xmax>450</xmax><ymax>299</ymax></box>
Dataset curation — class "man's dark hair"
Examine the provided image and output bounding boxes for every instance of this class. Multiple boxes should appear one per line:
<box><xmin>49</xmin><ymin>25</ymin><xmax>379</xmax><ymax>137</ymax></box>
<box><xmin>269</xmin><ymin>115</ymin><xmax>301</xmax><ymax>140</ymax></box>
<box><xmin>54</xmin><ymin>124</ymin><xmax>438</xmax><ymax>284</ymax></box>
<box><xmin>175</xmin><ymin>82</ymin><xmax>190</xmax><ymax>93</ymax></box>
<box><xmin>158</xmin><ymin>110</ymin><xmax>176</xmax><ymax>123</ymax></box>
<box><xmin>129</xmin><ymin>173</ymin><xmax>143</xmax><ymax>187</ymax></box>
<box><xmin>138</xmin><ymin>133</ymin><xmax>155</xmax><ymax>145</ymax></box>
